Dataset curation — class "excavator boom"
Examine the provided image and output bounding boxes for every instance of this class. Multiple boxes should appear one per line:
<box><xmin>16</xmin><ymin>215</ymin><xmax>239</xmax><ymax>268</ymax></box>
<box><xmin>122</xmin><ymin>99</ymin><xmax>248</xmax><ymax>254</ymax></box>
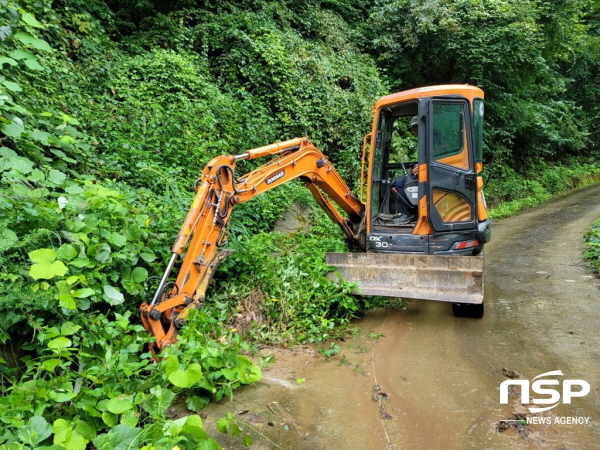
<box><xmin>140</xmin><ymin>138</ymin><xmax>365</xmax><ymax>352</ymax></box>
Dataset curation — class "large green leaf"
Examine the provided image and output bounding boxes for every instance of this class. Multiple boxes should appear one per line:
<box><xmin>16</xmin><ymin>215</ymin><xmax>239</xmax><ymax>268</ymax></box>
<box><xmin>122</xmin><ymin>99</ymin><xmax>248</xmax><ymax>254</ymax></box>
<box><xmin>2</xmin><ymin>80</ymin><xmax>22</xmax><ymax>92</ymax></box>
<box><xmin>103</xmin><ymin>285</ymin><xmax>124</xmax><ymax>305</ymax></box>
<box><xmin>144</xmin><ymin>386</ymin><xmax>176</xmax><ymax>416</ymax></box>
<box><xmin>180</xmin><ymin>414</ymin><xmax>208</xmax><ymax>441</ymax></box>
<box><xmin>29</xmin><ymin>248</ymin><xmax>56</xmax><ymax>264</ymax></box>
<box><xmin>49</xmin><ymin>390</ymin><xmax>77</xmax><ymax>403</ymax></box>
<box><xmin>95</xmin><ymin>243</ymin><xmax>112</xmax><ymax>263</ymax></box>
<box><xmin>108</xmin><ymin>231</ymin><xmax>127</xmax><ymax>247</ymax></box>
<box><xmin>61</xmin><ymin>322</ymin><xmax>82</xmax><ymax>335</ymax></box>
<box><xmin>59</xmin><ymin>294</ymin><xmax>76</xmax><ymax>310</ymax></box>
<box><xmin>56</xmin><ymin>244</ymin><xmax>78</xmax><ymax>261</ymax></box>
<box><xmin>53</xmin><ymin>419</ymin><xmax>88</xmax><ymax>450</ymax></box>
<box><xmin>168</xmin><ymin>369</ymin><xmax>191</xmax><ymax>388</ymax></box>
<box><xmin>73</xmin><ymin>288</ymin><xmax>95</xmax><ymax>298</ymax></box>
<box><xmin>47</xmin><ymin>337</ymin><xmax>71</xmax><ymax>352</ymax></box>
<box><xmin>168</xmin><ymin>363</ymin><xmax>203</xmax><ymax>388</ymax></box>
<box><xmin>186</xmin><ymin>395</ymin><xmax>210</xmax><ymax>412</ymax></box>
<box><xmin>106</xmin><ymin>397</ymin><xmax>133</xmax><ymax>415</ymax></box>
<box><xmin>74</xmin><ymin>420</ymin><xmax>97</xmax><ymax>441</ymax></box>
<box><xmin>0</xmin><ymin>56</ymin><xmax>17</xmax><ymax>66</ymax></box>
<box><xmin>120</xmin><ymin>410</ymin><xmax>140</xmax><ymax>428</ymax></box>
<box><xmin>92</xmin><ymin>424</ymin><xmax>141</xmax><ymax>450</ymax></box>
<box><xmin>101</xmin><ymin>412</ymin><xmax>118</xmax><ymax>428</ymax></box>
<box><xmin>29</xmin><ymin>128</ymin><xmax>51</xmax><ymax>144</ymax></box>
<box><xmin>14</xmin><ymin>32</ymin><xmax>53</xmax><ymax>51</ymax></box>
<box><xmin>29</xmin><ymin>260</ymin><xmax>68</xmax><ymax>280</ymax></box>
<box><xmin>164</xmin><ymin>355</ymin><xmax>179</xmax><ymax>375</ymax></box>
<box><xmin>41</xmin><ymin>358</ymin><xmax>61</xmax><ymax>371</ymax></box>
<box><xmin>17</xmin><ymin>415</ymin><xmax>52</xmax><ymax>445</ymax></box>
<box><xmin>28</xmin><ymin>168</ymin><xmax>45</xmax><ymax>182</ymax></box>
<box><xmin>130</xmin><ymin>267</ymin><xmax>148</xmax><ymax>283</ymax></box>
<box><xmin>239</xmin><ymin>364</ymin><xmax>261</xmax><ymax>384</ymax></box>
<box><xmin>52</xmin><ymin>419</ymin><xmax>71</xmax><ymax>445</ymax></box>
<box><xmin>197</xmin><ymin>439</ymin><xmax>222</xmax><ymax>450</ymax></box>
<box><xmin>0</xmin><ymin>228</ymin><xmax>18</xmax><ymax>251</ymax></box>
<box><xmin>9</xmin><ymin>48</ymin><xmax>36</xmax><ymax>60</ymax></box>
<box><xmin>29</xmin><ymin>263</ymin><xmax>52</xmax><ymax>279</ymax></box>
<box><xmin>0</xmin><ymin>147</ymin><xmax>17</xmax><ymax>169</ymax></box>
<box><xmin>221</xmin><ymin>367</ymin><xmax>238</xmax><ymax>381</ymax></box>
<box><xmin>140</xmin><ymin>251</ymin><xmax>156</xmax><ymax>262</ymax></box>
<box><xmin>20</xmin><ymin>11</ymin><xmax>43</xmax><ymax>28</ymax></box>
<box><xmin>23</xmin><ymin>58</ymin><xmax>44</xmax><ymax>70</ymax></box>
<box><xmin>51</xmin><ymin>260</ymin><xmax>69</xmax><ymax>276</ymax></box>
<box><xmin>11</xmin><ymin>155</ymin><xmax>34</xmax><ymax>173</ymax></box>
<box><xmin>47</xmin><ymin>169</ymin><xmax>66</xmax><ymax>186</ymax></box>
<box><xmin>1</xmin><ymin>117</ymin><xmax>24</xmax><ymax>138</ymax></box>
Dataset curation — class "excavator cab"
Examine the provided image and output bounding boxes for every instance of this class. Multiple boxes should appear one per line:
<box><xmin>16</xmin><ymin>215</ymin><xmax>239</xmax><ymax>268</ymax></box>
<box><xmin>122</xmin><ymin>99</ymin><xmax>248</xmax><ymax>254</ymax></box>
<box><xmin>327</xmin><ymin>85</ymin><xmax>490</xmax><ymax>316</ymax></box>
<box><xmin>364</xmin><ymin>86</ymin><xmax>491</xmax><ymax>254</ymax></box>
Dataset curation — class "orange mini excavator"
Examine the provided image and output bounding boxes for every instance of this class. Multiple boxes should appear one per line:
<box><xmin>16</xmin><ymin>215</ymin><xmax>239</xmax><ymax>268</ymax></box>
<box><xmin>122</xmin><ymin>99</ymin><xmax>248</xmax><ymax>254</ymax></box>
<box><xmin>140</xmin><ymin>85</ymin><xmax>491</xmax><ymax>352</ymax></box>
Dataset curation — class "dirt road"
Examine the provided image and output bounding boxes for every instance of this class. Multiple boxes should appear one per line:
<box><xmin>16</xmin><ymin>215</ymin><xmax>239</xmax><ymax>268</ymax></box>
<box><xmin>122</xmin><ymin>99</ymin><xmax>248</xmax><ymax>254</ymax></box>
<box><xmin>203</xmin><ymin>184</ymin><xmax>600</xmax><ymax>449</ymax></box>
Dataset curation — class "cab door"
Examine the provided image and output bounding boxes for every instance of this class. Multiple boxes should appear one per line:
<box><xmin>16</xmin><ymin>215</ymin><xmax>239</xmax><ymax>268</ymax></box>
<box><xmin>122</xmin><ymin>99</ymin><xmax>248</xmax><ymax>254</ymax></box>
<box><xmin>425</xmin><ymin>98</ymin><xmax>477</xmax><ymax>232</ymax></box>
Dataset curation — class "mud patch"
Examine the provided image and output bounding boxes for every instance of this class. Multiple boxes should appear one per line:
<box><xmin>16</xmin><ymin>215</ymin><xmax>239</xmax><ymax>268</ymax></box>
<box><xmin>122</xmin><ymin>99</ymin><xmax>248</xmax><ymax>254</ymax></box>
<box><xmin>495</xmin><ymin>409</ymin><xmax>552</xmax><ymax>447</ymax></box>
<box><xmin>500</xmin><ymin>367</ymin><xmax>522</xmax><ymax>379</ymax></box>
<box><xmin>229</xmin><ymin>289</ymin><xmax>265</xmax><ymax>335</ymax></box>
<box><xmin>496</xmin><ymin>412</ymin><xmax>528</xmax><ymax>433</ymax></box>
<box><xmin>371</xmin><ymin>384</ymin><xmax>393</xmax><ymax>421</ymax></box>
<box><xmin>273</xmin><ymin>203</ymin><xmax>312</xmax><ymax>234</ymax></box>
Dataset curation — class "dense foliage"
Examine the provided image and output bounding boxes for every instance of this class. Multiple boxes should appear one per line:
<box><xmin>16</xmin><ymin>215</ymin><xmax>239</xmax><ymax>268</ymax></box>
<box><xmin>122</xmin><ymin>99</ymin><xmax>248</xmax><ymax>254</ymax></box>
<box><xmin>368</xmin><ymin>0</ymin><xmax>600</xmax><ymax>166</ymax></box>
<box><xmin>1</xmin><ymin>0</ymin><xmax>600</xmax><ymax>447</ymax></box>
<box><xmin>486</xmin><ymin>162</ymin><xmax>600</xmax><ymax>218</ymax></box>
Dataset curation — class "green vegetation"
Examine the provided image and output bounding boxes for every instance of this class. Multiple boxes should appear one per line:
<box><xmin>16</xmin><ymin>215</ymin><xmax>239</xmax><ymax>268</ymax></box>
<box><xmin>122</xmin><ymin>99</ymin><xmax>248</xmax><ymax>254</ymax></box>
<box><xmin>585</xmin><ymin>219</ymin><xmax>600</xmax><ymax>274</ymax></box>
<box><xmin>1</xmin><ymin>0</ymin><xmax>600</xmax><ymax>448</ymax></box>
<box><xmin>487</xmin><ymin>161</ymin><xmax>600</xmax><ymax>219</ymax></box>
<box><xmin>0</xmin><ymin>310</ymin><xmax>260</xmax><ymax>449</ymax></box>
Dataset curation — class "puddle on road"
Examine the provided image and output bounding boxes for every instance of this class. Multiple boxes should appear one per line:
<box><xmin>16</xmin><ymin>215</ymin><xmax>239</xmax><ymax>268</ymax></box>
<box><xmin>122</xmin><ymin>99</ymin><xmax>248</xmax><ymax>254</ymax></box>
<box><xmin>199</xmin><ymin>302</ymin><xmax>598</xmax><ymax>449</ymax></box>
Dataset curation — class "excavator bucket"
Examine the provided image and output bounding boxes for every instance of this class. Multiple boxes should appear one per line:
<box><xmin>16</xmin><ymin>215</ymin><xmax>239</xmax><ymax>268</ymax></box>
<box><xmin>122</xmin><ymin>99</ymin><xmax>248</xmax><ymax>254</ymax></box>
<box><xmin>326</xmin><ymin>252</ymin><xmax>483</xmax><ymax>304</ymax></box>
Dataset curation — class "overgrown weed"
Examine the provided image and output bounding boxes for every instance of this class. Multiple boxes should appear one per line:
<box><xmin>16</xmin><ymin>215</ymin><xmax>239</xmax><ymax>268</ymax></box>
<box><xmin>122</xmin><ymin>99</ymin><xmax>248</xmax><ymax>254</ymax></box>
<box><xmin>584</xmin><ymin>219</ymin><xmax>600</xmax><ymax>275</ymax></box>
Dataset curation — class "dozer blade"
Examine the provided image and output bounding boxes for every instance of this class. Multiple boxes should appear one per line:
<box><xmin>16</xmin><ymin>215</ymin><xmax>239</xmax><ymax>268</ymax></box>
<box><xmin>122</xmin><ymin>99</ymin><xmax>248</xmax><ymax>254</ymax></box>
<box><xmin>326</xmin><ymin>252</ymin><xmax>483</xmax><ymax>304</ymax></box>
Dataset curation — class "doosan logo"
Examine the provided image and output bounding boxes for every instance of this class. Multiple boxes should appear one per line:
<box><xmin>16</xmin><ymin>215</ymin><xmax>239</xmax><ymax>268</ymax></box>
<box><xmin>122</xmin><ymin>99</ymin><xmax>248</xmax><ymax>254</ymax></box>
<box><xmin>265</xmin><ymin>170</ymin><xmax>285</xmax><ymax>185</ymax></box>
<box><xmin>500</xmin><ymin>370</ymin><xmax>590</xmax><ymax>413</ymax></box>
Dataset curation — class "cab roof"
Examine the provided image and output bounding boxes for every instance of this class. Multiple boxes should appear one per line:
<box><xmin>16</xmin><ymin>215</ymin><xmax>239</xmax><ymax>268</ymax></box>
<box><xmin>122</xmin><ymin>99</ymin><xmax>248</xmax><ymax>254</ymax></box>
<box><xmin>375</xmin><ymin>85</ymin><xmax>484</xmax><ymax>111</ymax></box>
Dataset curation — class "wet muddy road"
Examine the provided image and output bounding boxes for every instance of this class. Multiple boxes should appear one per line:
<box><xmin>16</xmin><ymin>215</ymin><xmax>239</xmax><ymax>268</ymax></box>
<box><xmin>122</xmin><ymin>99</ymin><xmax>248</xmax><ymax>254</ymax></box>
<box><xmin>203</xmin><ymin>184</ymin><xmax>600</xmax><ymax>449</ymax></box>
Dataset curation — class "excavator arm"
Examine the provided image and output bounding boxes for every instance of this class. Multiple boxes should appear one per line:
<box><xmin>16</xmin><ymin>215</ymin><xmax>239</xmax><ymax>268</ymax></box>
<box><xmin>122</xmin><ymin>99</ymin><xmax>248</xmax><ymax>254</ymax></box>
<box><xmin>140</xmin><ymin>138</ymin><xmax>366</xmax><ymax>352</ymax></box>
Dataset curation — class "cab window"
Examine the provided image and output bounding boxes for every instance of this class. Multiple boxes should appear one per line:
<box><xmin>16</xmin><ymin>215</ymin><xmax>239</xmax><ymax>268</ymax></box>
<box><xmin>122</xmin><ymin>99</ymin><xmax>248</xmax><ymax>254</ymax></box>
<box><xmin>432</xmin><ymin>103</ymin><xmax>464</xmax><ymax>160</ymax></box>
<box><xmin>473</xmin><ymin>98</ymin><xmax>484</xmax><ymax>163</ymax></box>
<box><xmin>431</xmin><ymin>102</ymin><xmax>469</xmax><ymax>170</ymax></box>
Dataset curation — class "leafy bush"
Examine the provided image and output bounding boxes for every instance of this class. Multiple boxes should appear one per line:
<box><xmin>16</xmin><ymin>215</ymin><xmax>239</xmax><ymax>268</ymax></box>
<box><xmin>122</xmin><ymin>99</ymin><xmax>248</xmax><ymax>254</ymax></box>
<box><xmin>0</xmin><ymin>5</ymin><xmax>252</xmax><ymax>447</ymax></box>
<box><xmin>83</xmin><ymin>49</ymin><xmax>278</xmax><ymax>186</ymax></box>
<box><xmin>0</xmin><ymin>145</ymin><xmax>182</xmax><ymax>342</ymax></box>
<box><xmin>486</xmin><ymin>160</ymin><xmax>600</xmax><ymax>218</ymax></box>
<box><xmin>114</xmin><ymin>4</ymin><xmax>386</xmax><ymax>182</ymax></box>
<box><xmin>0</xmin><ymin>310</ymin><xmax>259</xmax><ymax>449</ymax></box>
<box><xmin>208</xmin><ymin>206</ymin><xmax>374</xmax><ymax>344</ymax></box>
<box><xmin>366</xmin><ymin>0</ymin><xmax>594</xmax><ymax>167</ymax></box>
<box><xmin>584</xmin><ymin>219</ymin><xmax>600</xmax><ymax>275</ymax></box>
